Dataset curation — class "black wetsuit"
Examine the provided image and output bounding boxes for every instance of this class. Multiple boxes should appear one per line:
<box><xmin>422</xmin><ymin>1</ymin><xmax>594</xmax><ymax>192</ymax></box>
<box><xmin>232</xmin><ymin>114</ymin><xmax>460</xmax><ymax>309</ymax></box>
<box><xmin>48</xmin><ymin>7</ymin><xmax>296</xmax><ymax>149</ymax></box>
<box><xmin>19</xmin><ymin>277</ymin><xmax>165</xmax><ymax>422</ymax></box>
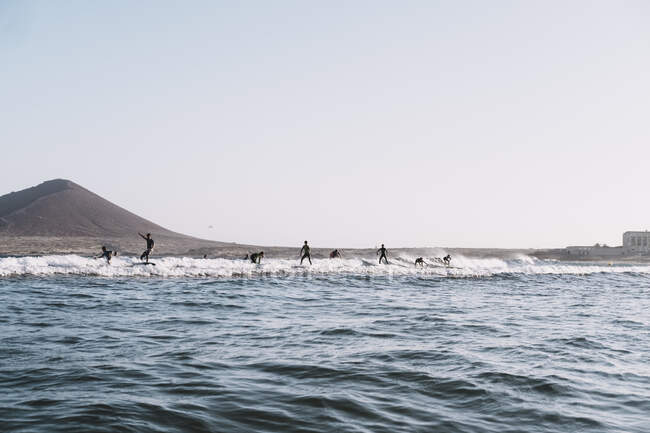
<box><xmin>415</xmin><ymin>257</ymin><xmax>424</xmax><ymax>267</ymax></box>
<box><xmin>99</xmin><ymin>250</ymin><xmax>113</xmax><ymax>264</ymax></box>
<box><xmin>443</xmin><ymin>255</ymin><xmax>451</xmax><ymax>266</ymax></box>
<box><xmin>377</xmin><ymin>247</ymin><xmax>388</xmax><ymax>264</ymax></box>
<box><xmin>140</xmin><ymin>236</ymin><xmax>154</xmax><ymax>262</ymax></box>
<box><xmin>300</xmin><ymin>245</ymin><xmax>312</xmax><ymax>265</ymax></box>
<box><xmin>250</xmin><ymin>253</ymin><xmax>262</xmax><ymax>264</ymax></box>
<box><xmin>330</xmin><ymin>250</ymin><xmax>341</xmax><ymax>258</ymax></box>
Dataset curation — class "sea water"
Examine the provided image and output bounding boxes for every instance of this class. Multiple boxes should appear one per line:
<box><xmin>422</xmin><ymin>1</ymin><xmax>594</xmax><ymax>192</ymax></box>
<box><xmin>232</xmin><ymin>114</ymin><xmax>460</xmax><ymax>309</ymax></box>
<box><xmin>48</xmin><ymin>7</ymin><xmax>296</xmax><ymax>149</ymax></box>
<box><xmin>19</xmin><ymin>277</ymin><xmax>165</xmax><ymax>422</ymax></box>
<box><xmin>1</xmin><ymin>255</ymin><xmax>649</xmax><ymax>432</ymax></box>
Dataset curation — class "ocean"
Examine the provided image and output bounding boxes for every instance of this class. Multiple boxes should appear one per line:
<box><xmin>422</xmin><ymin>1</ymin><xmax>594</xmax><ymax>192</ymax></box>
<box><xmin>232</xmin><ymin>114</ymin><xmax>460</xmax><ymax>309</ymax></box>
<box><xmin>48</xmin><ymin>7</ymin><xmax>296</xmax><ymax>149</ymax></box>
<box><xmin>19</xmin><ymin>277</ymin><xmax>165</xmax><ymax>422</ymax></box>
<box><xmin>1</xmin><ymin>255</ymin><xmax>649</xmax><ymax>432</ymax></box>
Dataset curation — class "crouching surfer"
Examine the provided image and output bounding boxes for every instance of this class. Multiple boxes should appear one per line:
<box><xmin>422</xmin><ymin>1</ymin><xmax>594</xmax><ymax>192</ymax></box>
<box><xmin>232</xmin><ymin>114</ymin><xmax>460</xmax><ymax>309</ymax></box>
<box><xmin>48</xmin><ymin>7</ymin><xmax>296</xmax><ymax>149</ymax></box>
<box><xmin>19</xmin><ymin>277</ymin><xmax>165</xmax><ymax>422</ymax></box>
<box><xmin>329</xmin><ymin>249</ymin><xmax>342</xmax><ymax>259</ymax></box>
<box><xmin>97</xmin><ymin>246</ymin><xmax>116</xmax><ymax>264</ymax></box>
<box><xmin>415</xmin><ymin>257</ymin><xmax>426</xmax><ymax>267</ymax></box>
<box><xmin>250</xmin><ymin>251</ymin><xmax>264</xmax><ymax>264</ymax></box>
<box><xmin>138</xmin><ymin>232</ymin><xmax>154</xmax><ymax>263</ymax></box>
<box><xmin>443</xmin><ymin>254</ymin><xmax>452</xmax><ymax>266</ymax></box>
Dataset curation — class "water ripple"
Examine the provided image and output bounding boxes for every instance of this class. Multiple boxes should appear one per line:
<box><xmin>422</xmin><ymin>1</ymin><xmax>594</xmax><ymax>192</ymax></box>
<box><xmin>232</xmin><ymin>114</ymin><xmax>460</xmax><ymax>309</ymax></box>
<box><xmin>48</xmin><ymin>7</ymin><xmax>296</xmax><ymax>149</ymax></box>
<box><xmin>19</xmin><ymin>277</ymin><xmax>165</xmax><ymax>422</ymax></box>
<box><xmin>1</xmin><ymin>272</ymin><xmax>649</xmax><ymax>432</ymax></box>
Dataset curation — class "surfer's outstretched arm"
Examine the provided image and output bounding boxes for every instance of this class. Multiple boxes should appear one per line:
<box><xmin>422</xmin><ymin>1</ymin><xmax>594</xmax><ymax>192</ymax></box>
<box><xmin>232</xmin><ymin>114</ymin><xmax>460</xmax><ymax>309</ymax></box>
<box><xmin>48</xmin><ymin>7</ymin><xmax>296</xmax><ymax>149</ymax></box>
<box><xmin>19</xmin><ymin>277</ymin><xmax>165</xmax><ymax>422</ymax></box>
<box><xmin>138</xmin><ymin>232</ymin><xmax>147</xmax><ymax>240</ymax></box>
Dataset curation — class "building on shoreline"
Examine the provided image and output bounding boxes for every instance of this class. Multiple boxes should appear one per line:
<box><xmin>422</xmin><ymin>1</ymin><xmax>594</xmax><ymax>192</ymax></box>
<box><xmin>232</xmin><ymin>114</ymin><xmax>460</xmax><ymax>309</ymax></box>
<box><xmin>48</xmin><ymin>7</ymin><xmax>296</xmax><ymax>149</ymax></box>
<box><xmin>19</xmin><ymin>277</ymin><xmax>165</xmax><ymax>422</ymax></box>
<box><xmin>565</xmin><ymin>245</ymin><xmax>623</xmax><ymax>258</ymax></box>
<box><xmin>623</xmin><ymin>231</ymin><xmax>650</xmax><ymax>254</ymax></box>
<box><xmin>564</xmin><ymin>230</ymin><xmax>650</xmax><ymax>258</ymax></box>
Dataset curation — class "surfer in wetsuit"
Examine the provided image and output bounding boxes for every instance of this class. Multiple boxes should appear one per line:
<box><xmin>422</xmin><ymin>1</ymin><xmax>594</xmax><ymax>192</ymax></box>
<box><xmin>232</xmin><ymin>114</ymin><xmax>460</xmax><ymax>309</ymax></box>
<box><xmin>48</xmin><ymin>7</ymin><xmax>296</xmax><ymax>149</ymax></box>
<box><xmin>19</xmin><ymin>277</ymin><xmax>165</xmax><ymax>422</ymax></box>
<box><xmin>443</xmin><ymin>255</ymin><xmax>452</xmax><ymax>266</ymax></box>
<box><xmin>377</xmin><ymin>244</ymin><xmax>388</xmax><ymax>264</ymax></box>
<box><xmin>300</xmin><ymin>241</ymin><xmax>312</xmax><ymax>265</ymax></box>
<box><xmin>138</xmin><ymin>232</ymin><xmax>154</xmax><ymax>263</ymax></box>
<box><xmin>329</xmin><ymin>249</ymin><xmax>342</xmax><ymax>259</ymax></box>
<box><xmin>250</xmin><ymin>251</ymin><xmax>264</xmax><ymax>264</ymax></box>
<box><xmin>97</xmin><ymin>246</ymin><xmax>115</xmax><ymax>264</ymax></box>
<box><xmin>415</xmin><ymin>257</ymin><xmax>425</xmax><ymax>267</ymax></box>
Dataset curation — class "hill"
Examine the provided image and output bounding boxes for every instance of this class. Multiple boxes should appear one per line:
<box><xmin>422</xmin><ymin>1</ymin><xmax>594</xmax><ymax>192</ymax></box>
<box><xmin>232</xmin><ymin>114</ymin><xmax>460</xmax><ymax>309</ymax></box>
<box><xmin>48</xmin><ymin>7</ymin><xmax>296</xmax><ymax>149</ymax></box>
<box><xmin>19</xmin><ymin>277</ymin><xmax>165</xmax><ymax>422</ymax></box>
<box><xmin>0</xmin><ymin>179</ymin><xmax>184</xmax><ymax>238</ymax></box>
<box><xmin>0</xmin><ymin>179</ymin><xmax>238</xmax><ymax>255</ymax></box>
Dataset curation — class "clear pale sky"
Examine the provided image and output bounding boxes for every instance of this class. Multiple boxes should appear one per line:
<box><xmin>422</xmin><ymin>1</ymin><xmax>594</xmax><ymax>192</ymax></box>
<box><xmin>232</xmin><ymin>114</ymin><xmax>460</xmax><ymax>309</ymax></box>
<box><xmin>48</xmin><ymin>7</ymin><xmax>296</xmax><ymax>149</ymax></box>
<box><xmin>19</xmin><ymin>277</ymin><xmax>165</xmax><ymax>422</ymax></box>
<box><xmin>2</xmin><ymin>1</ymin><xmax>649</xmax><ymax>248</ymax></box>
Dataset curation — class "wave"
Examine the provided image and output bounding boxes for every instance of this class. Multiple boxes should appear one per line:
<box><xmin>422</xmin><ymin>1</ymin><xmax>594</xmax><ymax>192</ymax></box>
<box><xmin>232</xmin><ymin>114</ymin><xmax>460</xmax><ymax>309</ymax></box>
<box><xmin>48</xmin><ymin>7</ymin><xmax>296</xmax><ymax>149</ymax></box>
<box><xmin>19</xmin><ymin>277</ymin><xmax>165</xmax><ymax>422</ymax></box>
<box><xmin>1</xmin><ymin>254</ymin><xmax>650</xmax><ymax>278</ymax></box>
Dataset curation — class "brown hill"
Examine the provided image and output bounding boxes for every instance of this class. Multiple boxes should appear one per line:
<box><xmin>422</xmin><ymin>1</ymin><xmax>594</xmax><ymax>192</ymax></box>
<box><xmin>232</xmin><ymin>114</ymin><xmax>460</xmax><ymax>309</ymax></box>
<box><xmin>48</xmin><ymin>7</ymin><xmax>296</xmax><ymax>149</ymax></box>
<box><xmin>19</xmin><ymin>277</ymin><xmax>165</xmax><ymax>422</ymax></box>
<box><xmin>0</xmin><ymin>179</ymin><xmax>238</xmax><ymax>255</ymax></box>
<box><xmin>0</xmin><ymin>179</ymin><xmax>188</xmax><ymax>237</ymax></box>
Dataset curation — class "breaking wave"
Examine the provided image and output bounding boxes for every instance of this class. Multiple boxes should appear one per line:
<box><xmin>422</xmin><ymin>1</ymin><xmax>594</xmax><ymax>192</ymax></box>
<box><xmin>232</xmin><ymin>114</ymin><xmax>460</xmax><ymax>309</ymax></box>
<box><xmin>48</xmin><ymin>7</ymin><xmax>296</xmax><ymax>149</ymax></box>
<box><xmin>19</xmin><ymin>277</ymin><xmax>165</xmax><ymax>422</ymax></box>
<box><xmin>1</xmin><ymin>254</ymin><xmax>649</xmax><ymax>278</ymax></box>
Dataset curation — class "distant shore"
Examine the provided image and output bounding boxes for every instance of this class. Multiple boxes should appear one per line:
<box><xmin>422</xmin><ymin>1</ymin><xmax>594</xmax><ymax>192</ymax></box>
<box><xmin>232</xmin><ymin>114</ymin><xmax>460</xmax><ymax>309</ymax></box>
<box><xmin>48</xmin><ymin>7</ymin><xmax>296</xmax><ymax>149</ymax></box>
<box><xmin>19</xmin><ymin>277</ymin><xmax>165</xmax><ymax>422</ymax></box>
<box><xmin>0</xmin><ymin>236</ymin><xmax>529</xmax><ymax>259</ymax></box>
<box><xmin>2</xmin><ymin>236</ymin><xmax>650</xmax><ymax>263</ymax></box>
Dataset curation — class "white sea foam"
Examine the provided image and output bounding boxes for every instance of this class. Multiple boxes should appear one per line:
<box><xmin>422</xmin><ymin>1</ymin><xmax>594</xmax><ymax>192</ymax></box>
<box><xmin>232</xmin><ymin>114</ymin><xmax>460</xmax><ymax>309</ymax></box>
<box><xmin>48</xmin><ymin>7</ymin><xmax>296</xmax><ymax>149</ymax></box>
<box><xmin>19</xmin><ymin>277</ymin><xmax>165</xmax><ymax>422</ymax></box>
<box><xmin>1</xmin><ymin>254</ymin><xmax>649</xmax><ymax>278</ymax></box>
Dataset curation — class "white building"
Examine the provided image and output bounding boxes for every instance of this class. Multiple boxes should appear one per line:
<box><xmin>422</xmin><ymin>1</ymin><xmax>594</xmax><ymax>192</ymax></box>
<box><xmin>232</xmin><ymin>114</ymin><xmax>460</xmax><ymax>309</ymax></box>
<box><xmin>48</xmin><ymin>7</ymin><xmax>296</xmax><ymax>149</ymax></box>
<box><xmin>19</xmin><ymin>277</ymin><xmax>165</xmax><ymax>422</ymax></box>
<box><xmin>623</xmin><ymin>231</ymin><xmax>650</xmax><ymax>254</ymax></box>
<box><xmin>565</xmin><ymin>245</ymin><xmax>622</xmax><ymax>257</ymax></box>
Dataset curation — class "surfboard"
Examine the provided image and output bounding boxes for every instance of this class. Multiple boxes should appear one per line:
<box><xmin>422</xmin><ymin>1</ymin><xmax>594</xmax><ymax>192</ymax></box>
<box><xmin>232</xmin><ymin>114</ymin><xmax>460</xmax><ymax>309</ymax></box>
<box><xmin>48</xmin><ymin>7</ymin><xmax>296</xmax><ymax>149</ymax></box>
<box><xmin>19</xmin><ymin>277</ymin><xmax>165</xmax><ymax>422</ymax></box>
<box><xmin>133</xmin><ymin>262</ymin><xmax>156</xmax><ymax>266</ymax></box>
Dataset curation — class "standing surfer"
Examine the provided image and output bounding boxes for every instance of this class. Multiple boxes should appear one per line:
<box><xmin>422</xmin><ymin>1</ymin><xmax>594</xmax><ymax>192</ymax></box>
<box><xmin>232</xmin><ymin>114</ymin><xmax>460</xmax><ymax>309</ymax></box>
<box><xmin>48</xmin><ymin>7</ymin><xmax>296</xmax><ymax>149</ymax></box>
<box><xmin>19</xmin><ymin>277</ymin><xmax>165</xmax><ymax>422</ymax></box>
<box><xmin>138</xmin><ymin>232</ymin><xmax>154</xmax><ymax>263</ymax></box>
<box><xmin>300</xmin><ymin>241</ymin><xmax>312</xmax><ymax>265</ymax></box>
<box><xmin>377</xmin><ymin>244</ymin><xmax>388</xmax><ymax>264</ymax></box>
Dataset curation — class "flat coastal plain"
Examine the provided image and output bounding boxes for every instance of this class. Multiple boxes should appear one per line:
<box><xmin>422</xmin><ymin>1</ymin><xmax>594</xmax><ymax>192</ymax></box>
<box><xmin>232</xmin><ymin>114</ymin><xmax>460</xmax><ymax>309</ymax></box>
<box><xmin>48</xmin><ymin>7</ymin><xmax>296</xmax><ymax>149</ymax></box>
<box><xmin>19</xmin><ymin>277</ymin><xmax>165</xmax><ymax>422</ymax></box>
<box><xmin>0</xmin><ymin>236</ymin><xmax>534</xmax><ymax>261</ymax></box>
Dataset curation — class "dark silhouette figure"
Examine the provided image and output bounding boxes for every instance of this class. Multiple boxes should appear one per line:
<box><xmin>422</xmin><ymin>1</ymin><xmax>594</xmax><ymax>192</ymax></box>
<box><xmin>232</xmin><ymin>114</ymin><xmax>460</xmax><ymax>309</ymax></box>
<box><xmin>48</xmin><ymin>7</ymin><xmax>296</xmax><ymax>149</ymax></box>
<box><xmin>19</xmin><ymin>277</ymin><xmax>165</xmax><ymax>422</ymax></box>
<box><xmin>203</xmin><ymin>254</ymin><xmax>207</xmax><ymax>259</ymax></box>
<box><xmin>250</xmin><ymin>251</ymin><xmax>264</xmax><ymax>264</ymax></box>
<box><xmin>97</xmin><ymin>246</ymin><xmax>115</xmax><ymax>264</ymax></box>
<box><xmin>443</xmin><ymin>255</ymin><xmax>452</xmax><ymax>266</ymax></box>
<box><xmin>329</xmin><ymin>249</ymin><xmax>342</xmax><ymax>259</ymax></box>
<box><xmin>377</xmin><ymin>244</ymin><xmax>388</xmax><ymax>264</ymax></box>
<box><xmin>415</xmin><ymin>257</ymin><xmax>425</xmax><ymax>267</ymax></box>
<box><xmin>244</xmin><ymin>254</ymin><xmax>249</xmax><ymax>260</ymax></box>
<box><xmin>300</xmin><ymin>241</ymin><xmax>312</xmax><ymax>265</ymax></box>
<box><xmin>138</xmin><ymin>232</ymin><xmax>154</xmax><ymax>262</ymax></box>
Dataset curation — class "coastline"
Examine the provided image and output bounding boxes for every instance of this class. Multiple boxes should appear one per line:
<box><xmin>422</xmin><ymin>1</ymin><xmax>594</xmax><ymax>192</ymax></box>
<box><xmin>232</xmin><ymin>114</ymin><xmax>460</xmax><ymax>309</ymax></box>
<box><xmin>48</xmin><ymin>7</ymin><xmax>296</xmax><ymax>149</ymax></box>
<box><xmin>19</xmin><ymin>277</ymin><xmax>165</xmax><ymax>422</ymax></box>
<box><xmin>3</xmin><ymin>236</ymin><xmax>650</xmax><ymax>263</ymax></box>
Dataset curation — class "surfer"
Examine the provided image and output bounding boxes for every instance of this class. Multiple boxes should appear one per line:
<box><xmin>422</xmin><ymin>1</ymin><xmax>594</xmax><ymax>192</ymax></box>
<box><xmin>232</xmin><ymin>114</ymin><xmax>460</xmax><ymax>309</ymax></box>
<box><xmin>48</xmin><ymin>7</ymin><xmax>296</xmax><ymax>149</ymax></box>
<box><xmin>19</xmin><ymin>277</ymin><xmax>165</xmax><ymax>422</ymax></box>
<box><xmin>250</xmin><ymin>251</ymin><xmax>264</xmax><ymax>264</ymax></box>
<box><xmin>415</xmin><ymin>257</ymin><xmax>425</xmax><ymax>267</ymax></box>
<box><xmin>443</xmin><ymin>254</ymin><xmax>452</xmax><ymax>266</ymax></box>
<box><xmin>96</xmin><ymin>246</ymin><xmax>115</xmax><ymax>264</ymax></box>
<box><xmin>138</xmin><ymin>232</ymin><xmax>154</xmax><ymax>263</ymax></box>
<box><xmin>300</xmin><ymin>241</ymin><xmax>312</xmax><ymax>265</ymax></box>
<box><xmin>329</xmin><ymin>249</ymin><xmax>342</xmax><ymax>259</ymax></box>
<box><xmin>377</xmin><ymin>244</ymin><xmax>388</xmax><ymax>264</ymax></box>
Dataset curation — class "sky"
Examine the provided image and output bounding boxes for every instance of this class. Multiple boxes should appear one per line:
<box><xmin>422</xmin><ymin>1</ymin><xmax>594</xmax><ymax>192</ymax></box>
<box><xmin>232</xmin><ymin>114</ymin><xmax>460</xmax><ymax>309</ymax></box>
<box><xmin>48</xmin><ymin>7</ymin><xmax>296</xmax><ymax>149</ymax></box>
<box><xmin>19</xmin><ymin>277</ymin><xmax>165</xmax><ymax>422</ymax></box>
<box><xmin>1</xmin><ymin>0</ymin><xmax>650</xmax><ymax>248</ymax></box>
